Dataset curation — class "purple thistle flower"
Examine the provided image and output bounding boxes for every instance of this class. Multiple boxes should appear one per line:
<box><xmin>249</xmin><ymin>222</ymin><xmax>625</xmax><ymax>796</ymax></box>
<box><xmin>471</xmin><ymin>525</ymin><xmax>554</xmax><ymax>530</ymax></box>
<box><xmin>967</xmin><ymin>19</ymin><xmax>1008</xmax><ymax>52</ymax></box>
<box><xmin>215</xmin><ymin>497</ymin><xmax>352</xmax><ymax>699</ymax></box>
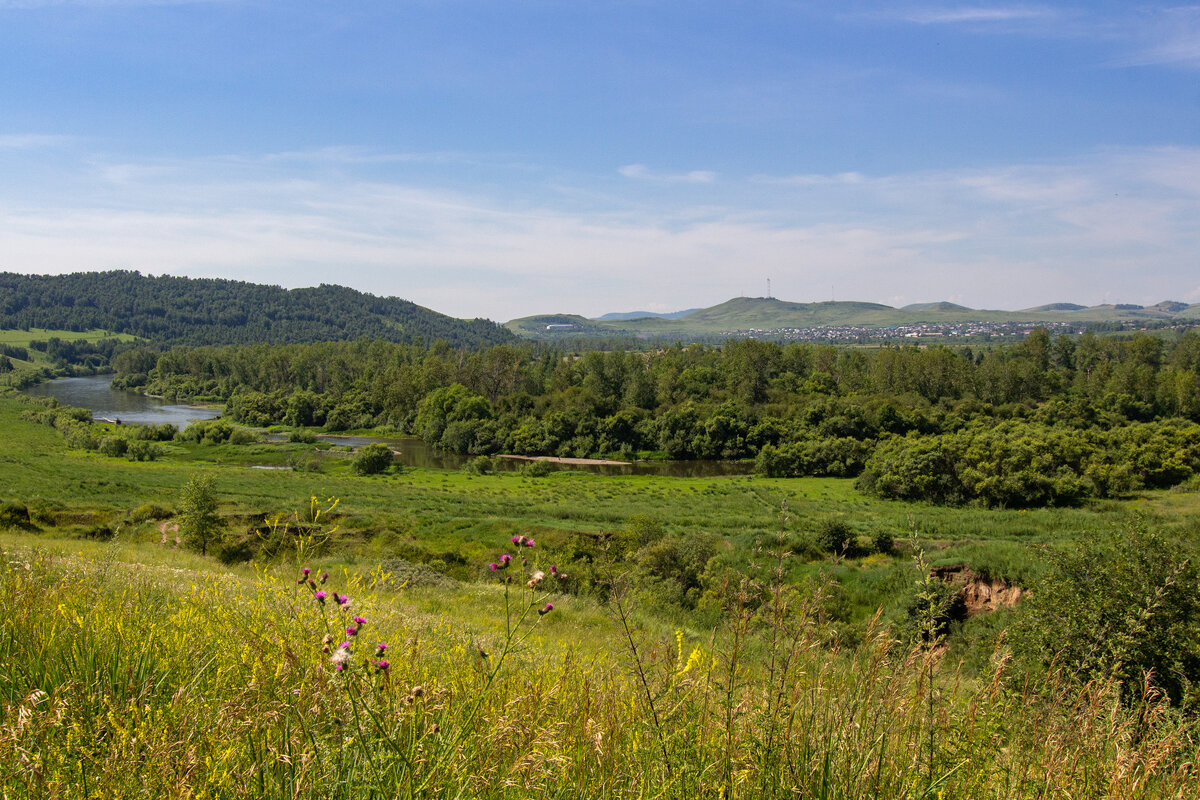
<box><xmin>489</xmin><ymin>563</ymin><xmax>498</xmax><ymax>571</ymax></box>
<box><xmin>353</xmin><ymin>616</ymin><xmax>367</xmax><ymax>626</ymax></box>
<box><xmin>335</xmin><ymin>662</ymin><xmax>345</xmax><ymax>671</ymax></box>
<box><xmin>346</xmin><ymin>627</ymin><xmax>358</xmax><ymax>637</ymax></box>
<box><xmin>500</xmin><ymin>553</ymin><xmax>512</xmax><ymax>565</ymax></box>
<box><xmin>525</xmin><ymin>538</ymin><xmax>535</xmax><ymax>548</ymax></box>
<box><xmin>549</xmin><ymin>565</ymin><xmax>557</xmax><ymax>574</ymax></box>
<box><xmin>340</xmin><ymin>641</ymin><xmax>351</xmax><ymax>649</ymax></box>
<box><xmin>538</xmin><ymin>602</ymin><xmax>554</xmax><ymax>616</ymax></box>
<box><xmin>320</xmin><ymin>572</ymin><xmax>328</xmax><ymax>583</ymax></box>
<box><xmin>296</xmin><ymin>578</ymin><xmax>305</xmax><ymax>585</ymax></box>
<box><xmin>374</xmin><ymin>659</ymin><xmax>390</xmax><ymax>671</ymax></box>
<box><xmin>302</xmin><ymin>567</ymin><xmax>311</xmax><ymax>576</ymax></box>
<box><xmin>376</xmin><ymin>643</ymin><xmax>388</xmax><ymax>654</ymax></box>
<box><xmin>510</xmin><ymin>535</ymin><xmax>522</xmax><ymax>545</ymax></box>
<box><xmin>336</xmin><ymin>594</ymin><xmax>350</xmax><ymax>607</ymax></box>
<box><xmin>313</xmin><ymin>590</ymin><xmax>327</xmax><ymax>604</ymax></box>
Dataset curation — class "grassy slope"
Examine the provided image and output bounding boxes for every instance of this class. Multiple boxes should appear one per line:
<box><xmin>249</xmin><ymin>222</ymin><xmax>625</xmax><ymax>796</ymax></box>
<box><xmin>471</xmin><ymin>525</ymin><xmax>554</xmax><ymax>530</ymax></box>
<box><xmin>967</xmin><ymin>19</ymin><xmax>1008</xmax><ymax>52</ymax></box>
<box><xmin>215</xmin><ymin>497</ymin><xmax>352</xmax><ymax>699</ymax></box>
<box><xmin>5</xmin><ymin>392</ymin><xmax>1199</xmax><ymax>636</ymax></box>
<box><xmin>0</xmin><ymin>327</ymin><xmax>138</xmax><ymax>345</ymax></box>
<box><xmin>4</xmin><ymin>393</ymin><xmax>1200</xmax><ymax>796</ymax></box>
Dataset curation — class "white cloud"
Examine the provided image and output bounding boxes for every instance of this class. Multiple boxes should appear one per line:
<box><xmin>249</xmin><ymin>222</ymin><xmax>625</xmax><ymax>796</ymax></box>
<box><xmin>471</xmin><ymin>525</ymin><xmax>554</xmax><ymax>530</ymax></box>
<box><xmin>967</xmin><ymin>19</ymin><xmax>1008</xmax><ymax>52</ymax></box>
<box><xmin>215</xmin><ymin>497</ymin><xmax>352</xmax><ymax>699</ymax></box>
<box><xmin>618</xmin><ymin>164</ymin><xmax>716</xmax><ymax>184</ymax></box>
<box><xmin>902</xmin><ymin>6</ymin><xmax>1055</xmax><ymax>25</ymax></box>
<box><xmin>752</xmin><ymin>172</ymin><xmax>866</xmax><ymax>187</ymax></box>
<box><xmin>2</xmin><ymin>146</ymin><xmax>1200</xmax><ymax>319</ymax></box>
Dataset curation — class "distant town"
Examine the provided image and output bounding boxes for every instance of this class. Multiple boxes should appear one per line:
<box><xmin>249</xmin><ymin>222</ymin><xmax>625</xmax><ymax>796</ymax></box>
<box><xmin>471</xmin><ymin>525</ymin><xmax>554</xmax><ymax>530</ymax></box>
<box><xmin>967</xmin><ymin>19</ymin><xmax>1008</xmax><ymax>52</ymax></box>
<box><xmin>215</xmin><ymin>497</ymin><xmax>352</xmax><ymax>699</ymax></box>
<box><xmin>728</xmin><ymin>319</ymin><xmax>1141</xmax><ymax>344</ymax></box>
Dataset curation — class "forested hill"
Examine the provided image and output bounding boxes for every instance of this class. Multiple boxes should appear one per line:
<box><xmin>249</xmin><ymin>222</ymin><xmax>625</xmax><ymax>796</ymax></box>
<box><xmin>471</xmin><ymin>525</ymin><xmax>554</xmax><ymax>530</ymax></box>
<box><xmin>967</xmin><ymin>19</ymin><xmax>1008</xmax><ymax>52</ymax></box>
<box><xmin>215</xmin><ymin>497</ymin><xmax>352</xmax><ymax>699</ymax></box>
<box><xmin>0</xmin><ymin>271</ymin><xmax>516</xmax><ymax>348</ymax></box>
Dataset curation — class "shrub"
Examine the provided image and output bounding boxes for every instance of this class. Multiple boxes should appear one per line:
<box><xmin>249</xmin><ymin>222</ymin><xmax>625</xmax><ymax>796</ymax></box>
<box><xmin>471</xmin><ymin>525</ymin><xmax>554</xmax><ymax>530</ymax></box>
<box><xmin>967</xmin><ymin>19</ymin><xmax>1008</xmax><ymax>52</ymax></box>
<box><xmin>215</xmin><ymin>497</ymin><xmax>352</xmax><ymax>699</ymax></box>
<box><xmin>0</xmin><ymin>501</ymin><xmax>32</xmax><ymax>530</ymax></box>
<box><xmin>130</xmin><ymin>504</ymin><xmax>172</xmax><ymax>523</ymax></box>
<box><xmin>351</xmin><ymin>443</ymin><xmax>394</xmax><ymax>475</ymax></box>
<box><xmin>98</xmin><ymin>437</ymin><xmax>129</xmax><ymax>457</ymax></box>
<box><xmin>228</xmin><ymin>428</ymin><xmax>258</xmax><ymax>446</ymax></box>
<box><xmin>1014</xmin><ymin>522</ymin><xmax>1200</xmax><ymax>709</ymax></box>
<box><xmin>125</xmin><ymin>440</ymin><xmax>162</xmax><ymax>462</ymax></box>
<box><xmin>519</xmin><ymin>459</ymin><xmax>554</xmax><ymax>477</ymax></box>
<box><xmin>463</xmin><ymin>455</ymin><xmax>496</xmax><ymax>475</ymax></box>
<box><xmin>872</xmin><ymin>529</ymin><xmax>896</xmax><ymax>555</ymax></box>
<box><xmin>816</xmin><ymin>518</ymin><xmax>856</xmax><ymax>555</ymax></box>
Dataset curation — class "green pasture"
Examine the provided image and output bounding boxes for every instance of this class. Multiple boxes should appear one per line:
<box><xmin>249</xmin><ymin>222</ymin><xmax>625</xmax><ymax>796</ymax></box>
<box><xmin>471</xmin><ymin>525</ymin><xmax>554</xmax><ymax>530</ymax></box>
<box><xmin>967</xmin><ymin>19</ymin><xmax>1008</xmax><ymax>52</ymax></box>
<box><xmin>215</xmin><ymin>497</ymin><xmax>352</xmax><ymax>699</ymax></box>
<box><xmin>3</xmin><ymin>391</ymin><xmax>1195</xmax><ymax>647</ymax></box>
<box><xmin>0</xmin><ymin>327</ymin><xmax>137</xmax><ymax>345</ymax></box>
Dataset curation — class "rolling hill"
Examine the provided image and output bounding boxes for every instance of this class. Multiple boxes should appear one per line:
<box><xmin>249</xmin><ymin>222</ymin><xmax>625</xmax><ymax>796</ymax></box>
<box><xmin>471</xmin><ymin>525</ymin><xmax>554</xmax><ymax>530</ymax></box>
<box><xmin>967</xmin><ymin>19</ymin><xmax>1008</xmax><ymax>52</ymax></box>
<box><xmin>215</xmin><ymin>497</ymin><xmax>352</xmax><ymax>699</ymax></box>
<box><xmin>0</xmin><ymin>271</ymin><xmax>516</xmax><ymax>348</ymax></box>
<box><xmin>506</xmin><ymin>296</ymin><xmax>1200</xmax><ymax>340</ymax></box>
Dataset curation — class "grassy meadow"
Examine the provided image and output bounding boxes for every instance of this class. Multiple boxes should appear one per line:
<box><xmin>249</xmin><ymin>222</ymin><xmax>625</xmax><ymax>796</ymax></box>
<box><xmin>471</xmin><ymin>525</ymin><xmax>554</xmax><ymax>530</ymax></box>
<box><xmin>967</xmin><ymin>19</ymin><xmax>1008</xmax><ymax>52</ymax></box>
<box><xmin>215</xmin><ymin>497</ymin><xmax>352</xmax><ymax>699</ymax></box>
<box><xmin>3</xmin><ymin>390</ymin><xmax>1200</xmax><ymax>797</ymax></box>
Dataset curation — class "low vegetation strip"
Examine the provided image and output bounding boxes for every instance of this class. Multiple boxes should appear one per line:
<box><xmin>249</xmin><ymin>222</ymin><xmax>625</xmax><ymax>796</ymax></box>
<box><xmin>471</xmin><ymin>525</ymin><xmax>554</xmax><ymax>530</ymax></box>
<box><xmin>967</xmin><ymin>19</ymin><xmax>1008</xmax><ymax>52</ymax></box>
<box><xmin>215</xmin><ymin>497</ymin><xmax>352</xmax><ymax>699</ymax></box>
<box><xmin>2</xmin><ymin>543</ymin><xmax>1198</xmax><ymax>799</ymax></box>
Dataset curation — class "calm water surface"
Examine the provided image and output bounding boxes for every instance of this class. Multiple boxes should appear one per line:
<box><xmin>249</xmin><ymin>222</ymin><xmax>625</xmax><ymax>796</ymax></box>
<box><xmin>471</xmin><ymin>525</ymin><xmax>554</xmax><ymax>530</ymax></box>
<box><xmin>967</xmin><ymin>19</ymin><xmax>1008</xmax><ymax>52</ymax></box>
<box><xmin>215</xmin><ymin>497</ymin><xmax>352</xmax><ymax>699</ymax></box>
<box><xmin>27</xmin><ymin>375</ymin><xmax>752</xmax><ymax>477</ymax></box>
<box><xmin>24</xmin><ymin>375</ymin><xmax>222</xmax><ymax>428</ymax></box>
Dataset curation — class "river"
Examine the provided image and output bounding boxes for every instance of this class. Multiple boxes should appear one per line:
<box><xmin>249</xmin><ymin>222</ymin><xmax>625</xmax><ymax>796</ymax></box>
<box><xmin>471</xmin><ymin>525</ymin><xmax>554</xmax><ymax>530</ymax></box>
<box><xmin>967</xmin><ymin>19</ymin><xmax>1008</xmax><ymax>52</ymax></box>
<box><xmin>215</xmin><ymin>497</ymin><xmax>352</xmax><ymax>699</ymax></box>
<box><xmin>25</xmin><ymin>375</ymin><xmax>753</xmax><ymax>477</ymax></box>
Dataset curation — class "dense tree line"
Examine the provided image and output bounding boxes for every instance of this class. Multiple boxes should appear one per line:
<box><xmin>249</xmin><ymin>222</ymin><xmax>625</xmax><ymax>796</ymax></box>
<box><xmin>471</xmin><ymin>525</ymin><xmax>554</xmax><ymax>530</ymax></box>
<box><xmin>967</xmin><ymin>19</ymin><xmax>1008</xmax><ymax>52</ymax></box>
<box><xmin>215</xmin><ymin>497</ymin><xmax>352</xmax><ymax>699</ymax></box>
<box><xmin>0</xmin><ymin>271</ymin><xmax>515</xmax><ymax>349</ymax></box>
<box><xmin>111</xmin><ymin>328</ymin><xmax>1200</xmax><ymax>506</ymax></box>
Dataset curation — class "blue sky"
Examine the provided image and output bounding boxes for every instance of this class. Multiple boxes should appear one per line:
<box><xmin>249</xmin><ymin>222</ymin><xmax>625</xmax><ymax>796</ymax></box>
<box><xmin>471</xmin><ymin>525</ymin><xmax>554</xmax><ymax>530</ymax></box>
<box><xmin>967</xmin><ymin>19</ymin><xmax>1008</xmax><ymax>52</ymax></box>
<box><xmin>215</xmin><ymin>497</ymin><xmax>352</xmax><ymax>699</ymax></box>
<box><xmin>2</xmin><ymin>1</ymin><xmax>1199</xmax><ymax>320</ymax></box>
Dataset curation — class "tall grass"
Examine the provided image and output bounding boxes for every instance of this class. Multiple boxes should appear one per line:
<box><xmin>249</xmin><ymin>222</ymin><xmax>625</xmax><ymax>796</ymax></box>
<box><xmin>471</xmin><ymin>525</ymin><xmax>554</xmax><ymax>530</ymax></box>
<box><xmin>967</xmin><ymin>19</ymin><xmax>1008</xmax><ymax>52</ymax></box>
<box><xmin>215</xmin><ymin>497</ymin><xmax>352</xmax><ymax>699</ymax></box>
<box><xmin>1</xmin><ymin>541</ymin><xmax>1196</xmax><ymax>799</ymax></box>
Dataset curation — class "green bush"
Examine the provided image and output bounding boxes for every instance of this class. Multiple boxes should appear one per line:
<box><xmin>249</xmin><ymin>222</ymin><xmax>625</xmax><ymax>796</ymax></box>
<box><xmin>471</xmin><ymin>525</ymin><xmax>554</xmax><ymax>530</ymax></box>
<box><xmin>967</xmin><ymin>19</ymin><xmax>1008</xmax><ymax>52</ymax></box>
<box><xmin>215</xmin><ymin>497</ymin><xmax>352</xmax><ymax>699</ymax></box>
<box><xmin>1013</xmin><ymin>522</ymin><xmax>1200</xmax><ymax>709</ymax></box>
<box><xmin>125</xmin><ymin>440</ymin><xmax>162</xmax><ymax>462</ymax></box>
<box><xmin>0</xmin><ymin>500</ymin><xmax>32</xmax><ymax>530</ymax></box>
<box><xmin>351</xmin><ymin>443</ymin><xmax>394</xmax><ymax>475</ymax></box>
<box><xmin>98</xmin><ymin>437</ymin><xmax>129</xmax><ymax>457</ymax></box>
<box><xmin>228</xmin><ymin>428</ymin><xmax>258</xmax><ymax>446</ymax></box>
<box><xmin>130</xmin><ymin>504</ymin><xmax>172</xmax><ymax>523</ymax></box>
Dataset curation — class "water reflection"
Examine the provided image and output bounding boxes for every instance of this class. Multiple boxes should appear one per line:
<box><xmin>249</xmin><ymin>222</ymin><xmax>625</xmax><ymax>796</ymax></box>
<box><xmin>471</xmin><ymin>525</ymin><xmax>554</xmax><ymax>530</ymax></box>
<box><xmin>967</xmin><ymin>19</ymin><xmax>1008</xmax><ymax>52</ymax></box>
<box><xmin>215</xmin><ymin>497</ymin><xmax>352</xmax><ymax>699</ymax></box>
<box><xmin>24</xmin><ymin>375</ymin><xmax>222</xmax><ymax>428</ymax></box>
<box><xmin>27</xmin><ymin>375</ymin><xmax>753</xmax><ymax>477</ymax></box>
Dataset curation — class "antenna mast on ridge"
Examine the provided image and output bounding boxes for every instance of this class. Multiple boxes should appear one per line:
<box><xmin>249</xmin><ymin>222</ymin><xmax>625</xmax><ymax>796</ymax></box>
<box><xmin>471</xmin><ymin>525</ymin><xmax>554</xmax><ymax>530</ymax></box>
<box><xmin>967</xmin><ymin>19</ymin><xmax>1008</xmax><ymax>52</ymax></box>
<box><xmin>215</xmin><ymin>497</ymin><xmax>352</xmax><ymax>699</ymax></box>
<box><xmin>767</xmin><ymin>277</ymin><xmax>772</xmax><ymax>299</ymax></box>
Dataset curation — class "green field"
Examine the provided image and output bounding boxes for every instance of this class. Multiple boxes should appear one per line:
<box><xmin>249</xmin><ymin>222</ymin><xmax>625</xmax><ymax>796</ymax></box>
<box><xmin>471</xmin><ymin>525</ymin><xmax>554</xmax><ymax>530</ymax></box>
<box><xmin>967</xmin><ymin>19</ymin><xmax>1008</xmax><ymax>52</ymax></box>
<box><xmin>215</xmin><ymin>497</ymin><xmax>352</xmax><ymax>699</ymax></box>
<box><xmin>0</xmin><ymin>327</ymin><xmax>137</xmax><ymax>345</ymax></box>
<box><xmin>4</xmin><ymin>391</ymin><xmax>1200</xmax><ymax>797</ymax></box>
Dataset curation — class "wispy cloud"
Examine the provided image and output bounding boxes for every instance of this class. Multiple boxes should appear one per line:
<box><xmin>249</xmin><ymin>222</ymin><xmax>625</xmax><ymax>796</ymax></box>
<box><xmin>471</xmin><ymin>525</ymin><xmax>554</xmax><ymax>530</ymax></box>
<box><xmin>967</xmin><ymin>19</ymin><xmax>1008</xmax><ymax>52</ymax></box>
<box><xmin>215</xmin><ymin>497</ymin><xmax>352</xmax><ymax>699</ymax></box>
<box><xmin>901</xmin><ymin>6</ymin><xmax>1056</xmax><ymax>25</ymax></box>
<box><xmin>752</xmin><ymin>172</ymin><xmax>866</xmax><ymax>187</ymax></box>
<box><xmin>2</xmin><ymin>147</ymin><xmax>1199</xmax><ymax>318</ymax></box>
<box><xmin>1119</xmin><ymin>6</ymin><xmax>1200</xmax><ymax>69</ymax></box>
<box><xmin>0</xmin><ymin>134</ymin><xmax>74</xmax><ymax>149</ymax></box>
<box><xmin>618</xmin><ymin>164</ymin><xmax>716</xmax><ymax>184</ymax></box>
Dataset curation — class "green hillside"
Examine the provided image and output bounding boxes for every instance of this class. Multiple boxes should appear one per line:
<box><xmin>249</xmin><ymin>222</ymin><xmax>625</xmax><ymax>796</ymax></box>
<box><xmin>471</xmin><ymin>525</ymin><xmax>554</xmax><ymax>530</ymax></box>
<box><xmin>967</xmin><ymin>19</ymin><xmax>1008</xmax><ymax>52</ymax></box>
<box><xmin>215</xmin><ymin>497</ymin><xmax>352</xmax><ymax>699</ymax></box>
<box><xmin>507</xmin><ymin>296</ymin><xmax>1200</xmax><ymax>340</ymax></box>
<box><xmin>0</xmin><ymin>271</ymin><xmax>516</xmax><ymax>349</ymax></box>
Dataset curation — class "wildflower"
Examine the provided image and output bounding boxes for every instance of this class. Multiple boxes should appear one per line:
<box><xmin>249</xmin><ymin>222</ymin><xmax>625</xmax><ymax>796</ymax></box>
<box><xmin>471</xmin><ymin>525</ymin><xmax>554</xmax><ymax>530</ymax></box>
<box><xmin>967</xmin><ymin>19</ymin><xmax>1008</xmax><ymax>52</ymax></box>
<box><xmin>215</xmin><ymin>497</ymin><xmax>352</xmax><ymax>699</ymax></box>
<box><xmin>527</xmin><ymin>570</ymin><xmax>545</xmax><ymax>589</ymax></box>
<box><xmin>489</xmin><ymin>563</ymin><xmax>498</xmax><ymax>571</ymax></box>
<box><xmin>511</xmin><ymin>535</ymin><xmax>523</xmax><ymax>545</ymax></box>
<box><xmin>353</xmin><ymin>616</ymin><xmax>367</xmax><ymax>626</ymax></box>
<box><xmin>525</xmin><ymin>538</ymin><xmax>535</xmax><ymax>548</ymax></box>
<box><xmin>336</xmin><ymin>594</ymin><xmax>350</xmax><ymax>607</ymax></box>
<box><xmin>320</xmin><ymin>572</ymin><xmax>328</xmax><ymax>583</ymax></box>
<box><xmin>538</xmin><ymin>602</ymin><xmax>554</xmax><ymax>616</ymax></box>
<box><xmin>549</xmin><ymin>565</ymin><xmax>557</xmax><ymax>575</ymax></box>
<box><xmin>346</xmin><ymin>627</ymin><xmax>358</xmax><ymax>637</ymax></box>
<box><xmin>499</xmin><ymin>553</ymin><xmax>512</xmax><ymax>565</ymax></box>
<box><xmin>376</xmin><ymin>643</ymin><xmax>388</xmax><ymax>654</ymax></box>
<box><xmin>330</xmin><ymin>648</ymin><xmax>351</xmax><ymax>669</ymax></box>
<box><xmin>296</xmin><ymin>578</ymin><xmax>305</xmax><ymax>585</ymax></box>
<box><xmin>374</xmin><ymin>659</ymin><xmax>390</xmax><ymax>672</ymax></box>
<box><xmin>302</xmin><ymin>567</ymin><xmax>311</xmax><ymax>576</ymax></box>
<box><xmin>313</xmin><ymin>590</ymin><xmax>327</xmax><ymax>604</ymax></box>
<box><xmin>340</xmin><ymin>641</ymin><xmax>351</xmax><ymax>649</ymax></box>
